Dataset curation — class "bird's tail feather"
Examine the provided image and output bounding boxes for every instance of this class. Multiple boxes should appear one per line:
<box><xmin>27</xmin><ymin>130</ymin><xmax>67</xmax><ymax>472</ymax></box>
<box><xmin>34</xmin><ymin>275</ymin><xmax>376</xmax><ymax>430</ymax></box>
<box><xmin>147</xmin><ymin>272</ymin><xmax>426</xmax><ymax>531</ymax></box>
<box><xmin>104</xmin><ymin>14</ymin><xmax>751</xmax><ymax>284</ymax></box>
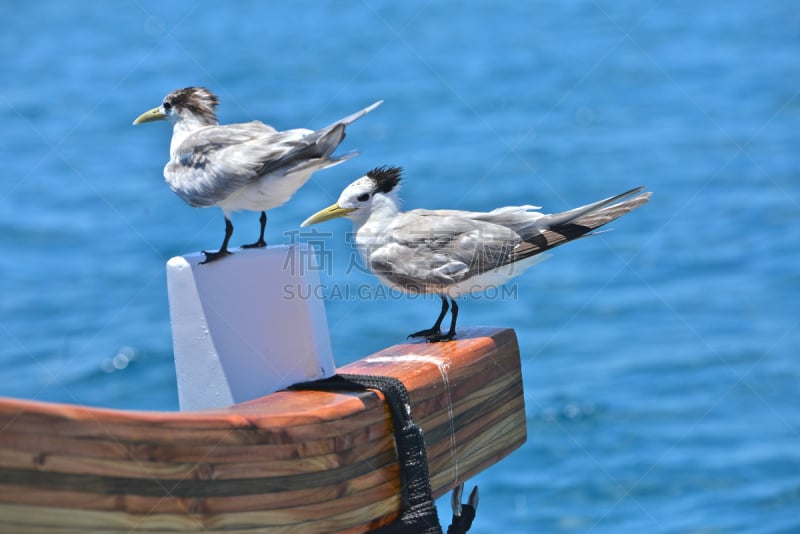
<box><xmin>307</xmin><ymin>100</ymin><xmax>383</xmax><ymax>158</ymax></box>
<box><xmin>537</xmin><ymin>186</ymin><xmax>646</xmax><ymax>228</ymax></box>
<box><xmin>330</xmin><ymin>100</ymin><xmax>384</xmax><ymax>128</ymax></box>
<box><xmin>286</xmin><ymin>150</ymin><xmax>360</xmax><ymax>175</ymax></box>
<box><xmin>256</xmin><ymin>102</ymin><xmax>381</xmax><ymax>178</ymax></box>
<box><xmin>313</xmin><ymin>100</ymin><xmax>384</xmax><ymax>142</ymax></box>
<box><xmin>508</xmin><ymin>191</ymin><xmax>650</xmax><ymax>263</ymax></box>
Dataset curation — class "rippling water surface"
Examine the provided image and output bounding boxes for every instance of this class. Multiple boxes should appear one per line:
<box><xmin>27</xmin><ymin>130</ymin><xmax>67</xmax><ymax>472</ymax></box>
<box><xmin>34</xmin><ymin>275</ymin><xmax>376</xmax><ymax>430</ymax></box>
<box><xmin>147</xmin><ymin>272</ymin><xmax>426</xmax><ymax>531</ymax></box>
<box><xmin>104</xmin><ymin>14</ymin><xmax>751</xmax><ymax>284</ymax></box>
<box><xmin>1</xmin><ymin>2</ymin><xmax>798</xmax><ymax>532</ymax></box>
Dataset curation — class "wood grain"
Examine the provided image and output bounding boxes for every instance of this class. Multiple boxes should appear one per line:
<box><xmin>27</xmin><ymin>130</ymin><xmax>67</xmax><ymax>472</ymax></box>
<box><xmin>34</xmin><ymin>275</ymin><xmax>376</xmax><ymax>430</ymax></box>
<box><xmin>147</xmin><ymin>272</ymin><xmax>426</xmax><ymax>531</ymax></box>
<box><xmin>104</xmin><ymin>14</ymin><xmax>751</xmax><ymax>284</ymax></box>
<box><xmin>0</xmin><ymin>327</ymin><xmax>526</xmax><ymax>532</ymax></box>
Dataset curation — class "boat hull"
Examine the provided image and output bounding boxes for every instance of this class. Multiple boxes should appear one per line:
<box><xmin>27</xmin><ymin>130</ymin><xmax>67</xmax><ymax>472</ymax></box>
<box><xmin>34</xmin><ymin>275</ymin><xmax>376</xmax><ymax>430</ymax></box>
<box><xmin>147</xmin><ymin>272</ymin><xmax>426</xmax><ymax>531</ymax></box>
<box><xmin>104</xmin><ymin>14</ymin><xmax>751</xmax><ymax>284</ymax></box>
<box><xmin>0</xmin><ymin>327</ymin><xmax>526</xmax><ymax>533</ymax></box>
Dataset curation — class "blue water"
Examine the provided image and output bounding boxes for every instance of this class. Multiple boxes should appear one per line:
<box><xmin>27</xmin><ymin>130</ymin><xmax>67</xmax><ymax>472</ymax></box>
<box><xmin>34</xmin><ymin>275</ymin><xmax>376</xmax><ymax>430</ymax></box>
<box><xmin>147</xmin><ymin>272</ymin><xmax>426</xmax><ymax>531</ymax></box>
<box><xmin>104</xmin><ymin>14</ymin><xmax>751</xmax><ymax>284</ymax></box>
<box><xmin>1</xmin><ymin>1</ymin><xmax>798</xmax><ymax>532</ymax></box>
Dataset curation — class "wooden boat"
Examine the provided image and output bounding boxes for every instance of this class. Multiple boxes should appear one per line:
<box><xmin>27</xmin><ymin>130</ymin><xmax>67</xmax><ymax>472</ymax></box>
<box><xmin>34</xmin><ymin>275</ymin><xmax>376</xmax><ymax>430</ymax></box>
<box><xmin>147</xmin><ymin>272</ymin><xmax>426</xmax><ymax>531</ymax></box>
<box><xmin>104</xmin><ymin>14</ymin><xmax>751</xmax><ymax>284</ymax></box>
<box><xmin>0</xmin><ymin>327</ymin><xmax>526</xmax><ymax>533</ymax></box>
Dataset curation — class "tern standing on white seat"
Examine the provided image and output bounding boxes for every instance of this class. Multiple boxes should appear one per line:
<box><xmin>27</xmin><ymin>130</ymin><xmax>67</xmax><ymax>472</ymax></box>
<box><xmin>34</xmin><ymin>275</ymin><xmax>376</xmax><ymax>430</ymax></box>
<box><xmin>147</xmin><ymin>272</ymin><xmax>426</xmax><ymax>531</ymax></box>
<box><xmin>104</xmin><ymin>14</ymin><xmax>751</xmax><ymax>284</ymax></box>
<box><xmin>133</xmin><ymin>87</ymin><xmax>382</xmax><ymax>263</ymax></box>
<box><xmin>302</xmin><ymin>166</ymin><xmax>651</xmax><ymax>342</ymax></box>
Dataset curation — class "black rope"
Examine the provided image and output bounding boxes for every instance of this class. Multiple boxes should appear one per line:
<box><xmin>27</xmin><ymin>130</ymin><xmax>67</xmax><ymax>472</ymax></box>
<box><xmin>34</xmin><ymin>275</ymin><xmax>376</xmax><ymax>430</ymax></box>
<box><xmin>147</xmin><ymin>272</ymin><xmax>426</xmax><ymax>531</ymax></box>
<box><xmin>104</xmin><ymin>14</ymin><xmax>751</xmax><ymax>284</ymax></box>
<box><xmin>291</xmin><ymin>373</ymin><xmax>479</xmax><ymax>533</ymax></box>
<box><xmin>291</xmin><ymin>373</ymin><xmax>442</xmax><ymax>533</ymax></box>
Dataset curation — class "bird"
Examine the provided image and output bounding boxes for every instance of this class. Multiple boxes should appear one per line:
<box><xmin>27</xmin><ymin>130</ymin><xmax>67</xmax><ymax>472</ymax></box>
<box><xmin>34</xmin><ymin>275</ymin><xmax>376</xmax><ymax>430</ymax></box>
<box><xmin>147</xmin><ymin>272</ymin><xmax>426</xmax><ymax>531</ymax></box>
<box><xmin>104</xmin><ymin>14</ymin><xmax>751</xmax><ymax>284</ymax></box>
<box><xmin>301</xmin><ymin>166</ymin><xmax>651</xmax><ymax>342</ymax></box>
<box><xmin>133</xmin><ymin>86</ymin><xmax>382</xmax><ymax>263</ymax></box>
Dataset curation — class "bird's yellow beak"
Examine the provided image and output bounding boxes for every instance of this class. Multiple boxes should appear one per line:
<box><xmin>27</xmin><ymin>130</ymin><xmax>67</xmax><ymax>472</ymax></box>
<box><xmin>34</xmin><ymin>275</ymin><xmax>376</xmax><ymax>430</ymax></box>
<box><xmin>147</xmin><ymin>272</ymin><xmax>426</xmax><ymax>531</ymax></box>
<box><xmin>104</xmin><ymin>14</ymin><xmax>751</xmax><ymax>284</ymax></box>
<box><xmin>301</xmin><ymin>203</ymin><xmax>356</xmax><ymax>227</ymax></box>
<box><xmin>132</xmin><ymin>106</ymin><xmax>166</xmax><ymax>125</ymax></box>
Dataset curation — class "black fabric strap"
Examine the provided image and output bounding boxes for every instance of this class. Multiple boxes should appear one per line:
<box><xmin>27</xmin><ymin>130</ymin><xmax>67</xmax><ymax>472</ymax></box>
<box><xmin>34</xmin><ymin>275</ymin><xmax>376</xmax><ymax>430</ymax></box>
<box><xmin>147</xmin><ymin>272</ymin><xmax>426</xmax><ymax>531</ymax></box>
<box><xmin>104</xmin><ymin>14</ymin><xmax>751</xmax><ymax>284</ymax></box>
<box><xmin>290</xmin><ymin>373</ymin><xmax>442</xmax><ymax>533</ymax></box>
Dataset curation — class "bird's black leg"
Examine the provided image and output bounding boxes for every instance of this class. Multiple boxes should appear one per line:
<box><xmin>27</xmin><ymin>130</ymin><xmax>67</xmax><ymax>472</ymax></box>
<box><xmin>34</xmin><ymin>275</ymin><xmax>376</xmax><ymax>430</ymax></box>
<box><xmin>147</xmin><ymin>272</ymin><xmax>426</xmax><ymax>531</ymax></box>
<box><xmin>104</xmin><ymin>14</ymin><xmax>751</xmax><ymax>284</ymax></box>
<box><xmin>242</xmin><ymin>211</ymin><xmax>268</xmax><ymax>249</ymax></box>
<box><xmin>426</xmin><ymin>298</ymin><xmax>458</xmax><ymax>342</ymax></box>
<box><xmin>201</xmin><ymin>217</ymin><xmax>234</xmax><ymax>264</ymax></box>
<box><xmin>408</xmin><ymin>295</ymin><xmax>449</xmax><ymax>339</ymax></box>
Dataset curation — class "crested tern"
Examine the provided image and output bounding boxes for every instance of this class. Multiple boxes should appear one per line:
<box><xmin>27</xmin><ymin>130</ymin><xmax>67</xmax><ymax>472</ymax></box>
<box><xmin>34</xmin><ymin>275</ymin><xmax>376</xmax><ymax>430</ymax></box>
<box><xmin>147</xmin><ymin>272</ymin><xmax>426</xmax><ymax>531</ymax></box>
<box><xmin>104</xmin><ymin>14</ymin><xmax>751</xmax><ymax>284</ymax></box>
<box><xmin>302</xmin><ymin>166</ymin><xmax>651</xmax><ymax>342</ymax></box>
<box><xmin>133</xmin><ymin>87</ymin><xmax>382</xmax><ymax>263</ymax></box>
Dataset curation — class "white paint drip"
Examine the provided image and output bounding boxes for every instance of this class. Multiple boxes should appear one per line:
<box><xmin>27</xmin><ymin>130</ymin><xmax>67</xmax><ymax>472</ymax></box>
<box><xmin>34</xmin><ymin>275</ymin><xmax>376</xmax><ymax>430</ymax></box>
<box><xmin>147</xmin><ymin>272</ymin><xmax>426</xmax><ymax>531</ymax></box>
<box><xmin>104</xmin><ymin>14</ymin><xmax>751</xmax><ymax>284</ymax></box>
<box><xmin>365</xmin><ymin>354</ymin><xmax>459</xmax><ymax>485</ymax></box>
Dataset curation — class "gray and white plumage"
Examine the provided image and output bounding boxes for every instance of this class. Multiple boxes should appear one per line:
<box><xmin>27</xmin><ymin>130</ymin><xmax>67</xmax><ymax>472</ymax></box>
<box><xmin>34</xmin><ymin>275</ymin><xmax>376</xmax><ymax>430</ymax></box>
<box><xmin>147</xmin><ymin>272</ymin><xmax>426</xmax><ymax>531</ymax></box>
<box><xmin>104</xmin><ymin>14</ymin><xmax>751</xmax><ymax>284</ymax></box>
<box><xmin>302</xmin><ymin>166</ymin><xmax>651</xmax><ymax>341</ymax></box>
<box><xmin>133</xmin><ymin>86</ymin><xmax>382</xmax><ymax>262</ymax></box>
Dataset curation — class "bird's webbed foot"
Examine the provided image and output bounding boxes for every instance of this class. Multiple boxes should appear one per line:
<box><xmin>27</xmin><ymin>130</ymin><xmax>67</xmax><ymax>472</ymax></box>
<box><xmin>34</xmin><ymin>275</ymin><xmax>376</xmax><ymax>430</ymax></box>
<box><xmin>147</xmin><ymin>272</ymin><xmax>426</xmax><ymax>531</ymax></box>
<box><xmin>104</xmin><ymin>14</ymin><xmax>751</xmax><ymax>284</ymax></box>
<box><xmin>408</xmin><ymin>327</ymin><xmax>441</xmax><ymax>340</ymax></box>
<box><xmin>241</xmin><ymin>238</ymin><xmax>267</xmax><ymax>249</ymax></box>
<box><xmin>200</xmin><ymin>249</ymin><xmax>233</xmax><ymax>264</ymax></box>
<box><xmin>424</xmin><ymin>331</ymin><xmax>456</xmax><ymax>343</ymax></box>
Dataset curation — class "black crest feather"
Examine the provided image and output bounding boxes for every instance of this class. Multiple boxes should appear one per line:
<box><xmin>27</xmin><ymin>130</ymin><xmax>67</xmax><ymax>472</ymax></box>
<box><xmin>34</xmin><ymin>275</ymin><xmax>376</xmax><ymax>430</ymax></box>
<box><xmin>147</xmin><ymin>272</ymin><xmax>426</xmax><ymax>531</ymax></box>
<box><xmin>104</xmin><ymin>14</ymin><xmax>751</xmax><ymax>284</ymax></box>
<box><xmin>367</xmin><ymin>166</ymin><xmax>403</xmax><ymax>194</ymax></box>
<box><xmin>165</xmin><ymin>87</ymin><xmax>219</xmax><ymax>120</ymax></box>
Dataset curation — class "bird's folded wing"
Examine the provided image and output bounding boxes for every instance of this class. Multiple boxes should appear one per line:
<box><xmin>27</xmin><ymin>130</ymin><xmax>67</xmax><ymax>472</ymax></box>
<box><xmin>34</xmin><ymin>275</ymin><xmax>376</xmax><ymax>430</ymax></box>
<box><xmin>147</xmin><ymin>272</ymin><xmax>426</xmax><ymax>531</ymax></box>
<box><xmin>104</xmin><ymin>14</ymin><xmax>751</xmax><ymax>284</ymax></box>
<box><xmin>166</xmin><ymin>125</ymin><xmax>313</xmax><ymax>207</ymax></box>
<box><xmin>367</xmin><ymin>211</ymin><xmax>523</xmax><ymax>289</ymax></box>
<box><xmin>508</xmin><ymin>192</ymin><xmax>651</xmax><ymax>262</ymax></box>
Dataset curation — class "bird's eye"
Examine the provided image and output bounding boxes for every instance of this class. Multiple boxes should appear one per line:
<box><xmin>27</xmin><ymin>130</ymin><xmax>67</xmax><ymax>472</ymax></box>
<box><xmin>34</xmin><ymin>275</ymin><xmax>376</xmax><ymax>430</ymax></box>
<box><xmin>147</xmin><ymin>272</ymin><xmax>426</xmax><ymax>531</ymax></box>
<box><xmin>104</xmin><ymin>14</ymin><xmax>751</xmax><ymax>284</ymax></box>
<box><xmin>163</xmin><ymin>101</ymin><xmax>172</xmax><ymax>111</ymax></box>
<box><xmin>357</xmin><ymin>193</ymin><xmax>370</xmax><ymax>202</ymax></box>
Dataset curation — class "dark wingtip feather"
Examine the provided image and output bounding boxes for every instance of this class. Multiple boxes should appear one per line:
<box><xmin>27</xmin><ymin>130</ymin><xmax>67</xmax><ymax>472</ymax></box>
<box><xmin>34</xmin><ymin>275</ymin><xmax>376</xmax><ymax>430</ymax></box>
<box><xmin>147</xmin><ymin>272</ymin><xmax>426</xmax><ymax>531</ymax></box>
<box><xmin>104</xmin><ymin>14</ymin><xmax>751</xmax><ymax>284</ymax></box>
<box><xmin>367</xmin><ymin>166</ymin><xmax>403</xmax><ymax>194</ymax></box>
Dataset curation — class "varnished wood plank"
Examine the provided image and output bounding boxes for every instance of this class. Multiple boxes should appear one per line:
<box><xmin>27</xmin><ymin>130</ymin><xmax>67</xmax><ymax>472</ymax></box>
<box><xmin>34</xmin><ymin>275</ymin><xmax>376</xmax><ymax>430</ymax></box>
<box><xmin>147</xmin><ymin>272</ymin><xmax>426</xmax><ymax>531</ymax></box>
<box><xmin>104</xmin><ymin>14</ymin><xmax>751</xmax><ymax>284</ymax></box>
<box><xmin>0</xmin><ymin>327</ymin><xmax>526</xmax><ymax>532</ymax></box>
<box><xmin>0</xmin><ymin>433</ymin><xmax>395</xmax><ymax>480</ymax></box>
<box><xmin>0</xmin><ymin>492</ymin><xmax>403</xmax><ymax>531</ymax></box>
<box><xmin>0</xmin><ymin>396</ymin><xmax>391</xmax><ymax>446</ymax></box>
<box><xmin>0</xmin><ymin>464</ymin><xmax>400</xmax><ymax>515</ymax></box>
<box><xmin>424</xmin><ymin>377</ymin><xmax>525</xmax><ymax>467</ymax></box>
<box><xmin>0</xmin><ymin>444</ymin><xmax>396</xmax><ymax>498</ymax></box>
<box><xmin>430</xmin><ymin>410</ymin><xmax>527</xmax><ymax>498</ymax></box>
<box><xmin>0</xmin><ymin>420</ymin><xmax>391</xmax><ymax>464</ymax></box>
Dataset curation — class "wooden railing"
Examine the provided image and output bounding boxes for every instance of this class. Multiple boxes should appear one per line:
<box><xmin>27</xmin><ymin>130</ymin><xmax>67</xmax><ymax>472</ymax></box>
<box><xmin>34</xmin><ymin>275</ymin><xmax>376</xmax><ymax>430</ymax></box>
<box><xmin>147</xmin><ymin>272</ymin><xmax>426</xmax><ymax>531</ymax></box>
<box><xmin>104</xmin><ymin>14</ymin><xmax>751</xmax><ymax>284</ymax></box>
<box><xmin>0</xmin><ymin>327</ymin><xmax>526</xmax><ymax>533</ymax></box>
